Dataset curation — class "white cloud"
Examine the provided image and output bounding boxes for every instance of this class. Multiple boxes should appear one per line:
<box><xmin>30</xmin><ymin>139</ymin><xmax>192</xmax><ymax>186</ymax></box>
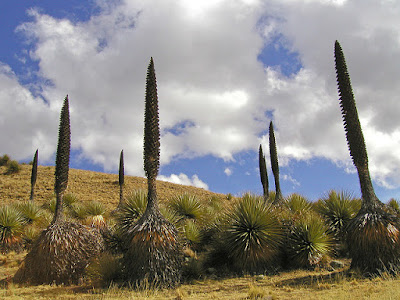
<box><xmin>158</xmin><ymin>173</ymin><xmax>209</xmax><ymax>190</ymax></box>
<box><xmin>224</xmin><ymin>168</ymin><xmax>233</xmax><ymax>176</ymax></box>
<box><xmin>2</xmin><ymin>0</ymin><xmax>400</xmax><ymax>191</ymax></box>
<box><xmin>282</xmin><ymin>174</ymin><xmax>300</xmax><ymax>188</ymax></box>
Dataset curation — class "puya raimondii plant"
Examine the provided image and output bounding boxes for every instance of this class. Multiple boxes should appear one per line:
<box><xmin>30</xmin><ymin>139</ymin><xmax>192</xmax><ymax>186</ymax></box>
<box><xmin>334</xmin><ymin>40</ymin><xmax>400</xmax><ymax>275</ymax></box>
<box><xmin>122</xmin><ymin>58</ymin><xmax>182</xmax><ymax>288</ymax></box>
<box><xmin>14</xmin><ymin>96</ymin><xmax>104</xmax><ymax>285</ymax></box>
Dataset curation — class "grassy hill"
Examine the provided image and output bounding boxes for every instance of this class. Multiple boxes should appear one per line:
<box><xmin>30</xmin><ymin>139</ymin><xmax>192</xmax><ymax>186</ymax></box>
<box><xmin>0</xmin><ymin>164</ymin><xmax>229</xmax><ymax>211</ymax></box>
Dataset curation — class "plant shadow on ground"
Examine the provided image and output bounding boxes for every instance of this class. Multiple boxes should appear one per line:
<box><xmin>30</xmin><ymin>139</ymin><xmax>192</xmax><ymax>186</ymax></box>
<box><xmin>274</xmin><ymin>270</ymin><xmax>349</xmax><ymax>288</ymax></box>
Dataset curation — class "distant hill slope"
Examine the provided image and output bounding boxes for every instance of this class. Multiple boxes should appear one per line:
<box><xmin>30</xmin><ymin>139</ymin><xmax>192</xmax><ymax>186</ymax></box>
<box><xmin>0</xmin><ymin>165</ymin><xmax>228</xmax><ymax>210</ymax></box>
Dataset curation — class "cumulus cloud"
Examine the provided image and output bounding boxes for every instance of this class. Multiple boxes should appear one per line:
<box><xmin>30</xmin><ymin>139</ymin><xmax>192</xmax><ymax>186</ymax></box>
<box><xmin>158</xmin><ymin>173</ymin><xmax>209</xmax><ymax>190</ymax></box>
<box><xmin>2</xmin><ymin>0</ymin><xmax>400</xmax><ymax>191</ymax></box>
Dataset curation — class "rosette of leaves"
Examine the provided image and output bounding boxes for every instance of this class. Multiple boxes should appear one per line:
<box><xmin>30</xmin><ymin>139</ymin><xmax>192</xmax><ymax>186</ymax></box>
<box><xmin>85</xmin><ymin>201</ymin><xmax>107</xmax><ymax>230</ymax></box>
<box><xmin>0</xmin><ymin>206</ymin><xmax>24</xmax><ymax>253</ymax></box>
<box><xmin>316</xmin><ymin>190</ymin><xmax>361</xmax><ymax>238</ymax></box>
<box><xmin>335</xmin><ymin>40</ymin><xmax>400</xmax><ymax>274</ymax></box>
<box><xmin>286</xmin><ymin>214</ymin><xmax>333</xmax><ymax>269</ymax></box>
<box><xmin>14</xmin><ymin>96</ymin><xmax>105</xmax><ymax>285</ymax></box>
<box><xmin>222</xmin><ymin>194</ymin><xmax>283</xmax><ymax>273</ymax></box>
<box><xmin>283</xmin><ymin>194</ymin><xmax>312</xmax><ymax>217</ymax></box>
<box><xmin>168</xmin><ymin>194</ymin><xmax>204</xmax><ymax>223</ymax></box>
<box><xmin>115</xmin><ymin>190</ymin><xmax>148</xmax><ymax>235</ymax></box>
<box><xmin>122</xmin><ymin>58</ymin><xmax>181</xmax><ymax>288</ymax></box>
<box><xmin>14</xmin><ymin>201</ymin><xmax>43</xmax><ymax>225</ymax></box>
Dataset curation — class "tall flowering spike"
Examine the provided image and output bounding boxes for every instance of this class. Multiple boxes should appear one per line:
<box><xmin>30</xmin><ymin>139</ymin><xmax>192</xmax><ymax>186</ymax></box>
<box><xmin>334</xmin><ymin>41</ymin><xmax>379</xmax><ymax>207</ymax></box>
<box><xmin>118</xmin><ymin>149</ymin><xmax>125</xmax><ymax>207</ymax></box>
<box><xmin>53</xmin><ymin>96</ymin><xmax>71</xmax><ymax>223</ymax></box>
<box><xmin>143</xmin><ymin>57</ymin><xmax>160</xmax><ymax>181</ymax></box>
<box><xmin>334</xmin><ymin>40</ymin><xmax>368</xmax><ymax>169</ymax></box>
<box><xmin>119</xmin><ymin>150</ymin><xmax>125</xmax><ymax>186</ymax></box>
<box><xmin>259</xmin><ymin>144</ymin><xmax>269</xmax><ymax>200</ymax></box>
<box><xmin>269</xmin><ymin>121</ymin><xmax>282</xmax><ymax>203</ymax></box>
<box><xmin>30</xmin><ymin>149</ymin><xmax>38</xmax><ymax>201</ymax></box>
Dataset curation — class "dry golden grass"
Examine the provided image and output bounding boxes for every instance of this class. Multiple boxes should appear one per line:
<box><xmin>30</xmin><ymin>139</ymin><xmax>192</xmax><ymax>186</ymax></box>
<box><xmin>0</xmin><ymin>164</ymin><xmax>229</xmax><ymax>211</ymax></box>
<box><xmin>2</xmin><ymin>251</ymin><xmax>400</xmax><ymax>299</ymax></box>
<box><xmin>3</xmin><ymin>165</ymin><xmax>400</xmax><ymax>299</ymax></box>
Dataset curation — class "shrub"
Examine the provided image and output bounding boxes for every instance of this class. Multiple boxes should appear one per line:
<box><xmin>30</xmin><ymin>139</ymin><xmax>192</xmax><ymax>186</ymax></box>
<box><xmin>0</xmin><ymin>154</ymin><xmax>10</xmax><ymax>166</ymax></box>
<box><xmin>86</xmin><ymin>252</ymin><xmax>123</xmax><ymax>287</ymax></box>
<box><xmin>5</xmin><ymin>160</ymin><xmax>20</xmax><ymax>174</ymax></box>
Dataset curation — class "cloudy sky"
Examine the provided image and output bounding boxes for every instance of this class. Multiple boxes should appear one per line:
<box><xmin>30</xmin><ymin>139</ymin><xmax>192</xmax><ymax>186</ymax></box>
<box><xmin>1</xmin><ymin>0</ymin><xmax>400</xmax><ymax>201</ymax></box>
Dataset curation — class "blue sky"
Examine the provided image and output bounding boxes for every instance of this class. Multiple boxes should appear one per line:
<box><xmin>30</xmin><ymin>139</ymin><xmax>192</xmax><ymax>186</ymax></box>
<box><xmin>1</xmin><ymin>0</ymin><xmax>400</xmax><ymax>201</ymax></box>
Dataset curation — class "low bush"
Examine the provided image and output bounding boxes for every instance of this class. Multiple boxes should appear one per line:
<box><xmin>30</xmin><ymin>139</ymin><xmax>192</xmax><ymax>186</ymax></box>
<box><xmin>5</xmin><ymin>160</ymin><xmax>21</xmax><ymax>174</ymax></box>
<box><xmin>0</xmin><ymin>154</ymin><xmax>10</xmax><ymax>166</ymax></box>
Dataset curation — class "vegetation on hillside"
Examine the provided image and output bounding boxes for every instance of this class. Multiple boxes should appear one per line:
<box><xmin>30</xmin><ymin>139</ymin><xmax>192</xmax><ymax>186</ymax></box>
<box><xmin>0</xmin><ymin>39</ymin><xmax>399</xmax><ymax>298</ymax></box>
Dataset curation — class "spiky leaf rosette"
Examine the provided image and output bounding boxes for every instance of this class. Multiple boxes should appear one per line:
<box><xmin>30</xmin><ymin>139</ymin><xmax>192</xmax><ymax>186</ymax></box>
<box><xmin>53</xmin><ymin>96</ymin><xmax>71</xmax><ymax>223</ymax></box>
<box><xmin>30</xmin><ymin>149</ymin><xmax>38</xmax><ymax>201</ymax></box>
<box><xmin>123</xmin><ymin>209</ymin><xmax>182</xmax><ymax>288</ymax></box>
<box><xmin>316</xmin><ymin>190</ymin><xmax>361</xmax><ymax>237</ymax></box>
<box><xmin>144</xmin><ymin>58</ymin><xmax>160</xmax><ymax>182</ymax></box>
<box><xmin>259</xmin><ymin>144</ymin><xmax>269</xmax><ymax>200</ymax></box>
<box><xmin>286</xmin><ymin>214</ymin><xmax>333</xmax><ymax>269</ymax></box>
<box><xmin>335</xmin><ymin>40</ymin><xmax>400</xmax><ymax>274</ymax></box>
<box><xmin>0</xmin><ymin>206</ymin><xmax>24</xmax><ymax>253</ymax></box>
<box><xmin>269</xmin><ymin>121</ymin><xmax>283</xmax><ymax>203</ymax></box>
<box><xmin>223</xmin><ymin>194</ymin><xmax>283</xmax><ymax>273</ymax></box>
<box><xmin>13</xmin><ymin>222</ymin><xmax>104</xmax><ymax>285</ymax></box>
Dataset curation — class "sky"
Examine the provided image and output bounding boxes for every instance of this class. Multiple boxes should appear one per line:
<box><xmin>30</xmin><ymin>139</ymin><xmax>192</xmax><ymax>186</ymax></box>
<box><xmin>1</xmin><ymin>0</ymin><xmax>400</xmax><ymax>201</ymax></box>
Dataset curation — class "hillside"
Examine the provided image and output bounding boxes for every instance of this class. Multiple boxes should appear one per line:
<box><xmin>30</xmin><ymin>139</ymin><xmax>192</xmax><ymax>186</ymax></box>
<box><xmin>0</xmin><ymin>164</ymin><xmax>228</xmax><ymax>210</ymax></box>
